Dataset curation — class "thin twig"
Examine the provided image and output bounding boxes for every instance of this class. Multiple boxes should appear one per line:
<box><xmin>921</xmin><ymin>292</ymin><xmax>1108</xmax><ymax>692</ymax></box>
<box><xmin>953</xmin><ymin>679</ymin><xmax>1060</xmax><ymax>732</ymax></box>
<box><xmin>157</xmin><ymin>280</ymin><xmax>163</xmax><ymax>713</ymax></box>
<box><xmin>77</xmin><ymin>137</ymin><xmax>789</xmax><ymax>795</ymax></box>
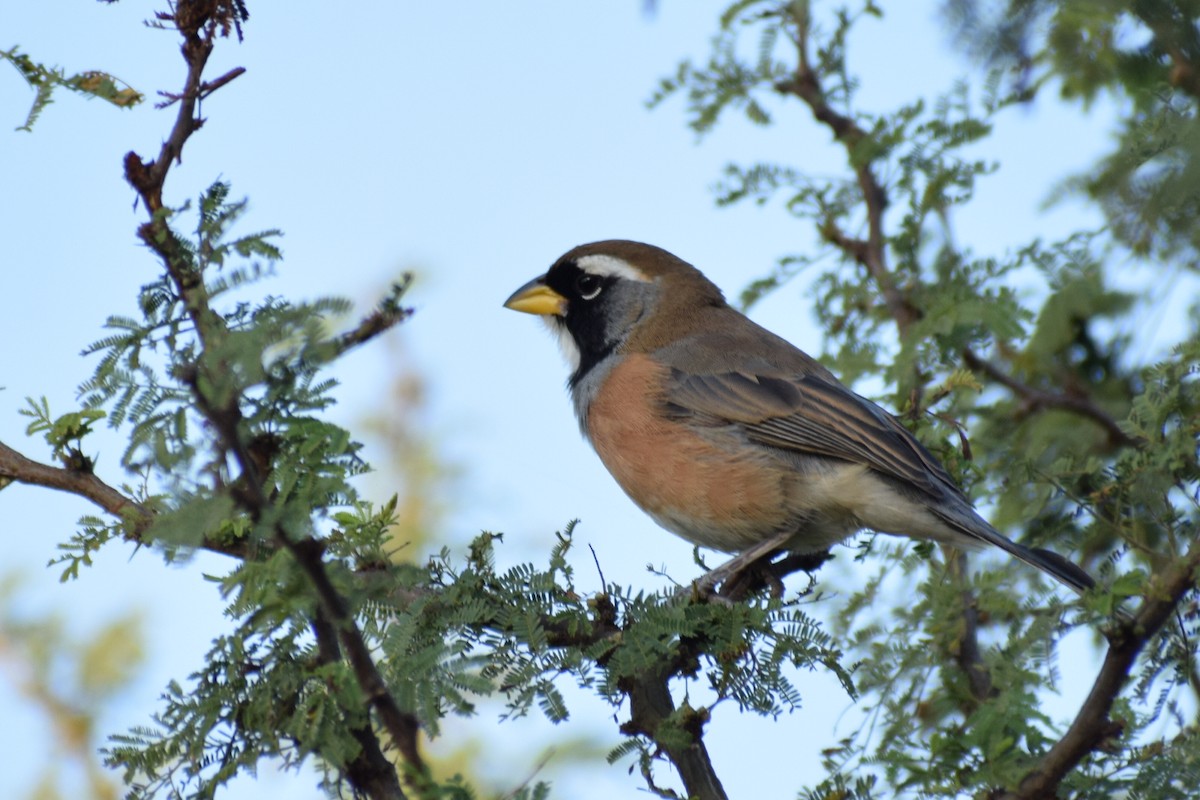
<box><xmin>0</xmin><ymin>439</ymin><xmax>254</xmax><ymax>561</ymax></box>
<box><xmin>330</xmin><ymin>280</ymin><xmax>415</xmax><ymax>360</ymax></box>
<box><xmin>962</xmin><ymin>348</ymin><xmax>1142</xmax><ymax>449</ymax></box>
<box><xmin>776</xmin><ymin>7</ymin><xmax>920</xmax><ymax>335</ymax></box>
<box><xmin>200</xmin><ymin>66</ymin><xmax>245</xmax><ymax>99</ymax></box>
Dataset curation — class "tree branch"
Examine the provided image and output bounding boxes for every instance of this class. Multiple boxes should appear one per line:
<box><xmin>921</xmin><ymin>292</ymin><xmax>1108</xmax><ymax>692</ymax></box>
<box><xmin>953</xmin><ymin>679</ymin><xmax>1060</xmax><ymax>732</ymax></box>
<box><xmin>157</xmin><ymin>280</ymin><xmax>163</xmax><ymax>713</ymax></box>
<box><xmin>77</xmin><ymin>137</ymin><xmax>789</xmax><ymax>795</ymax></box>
<box><xmin>552</xmin><ymin>592</ymin><xmax>730</xmax><ymax>800</ymax></box>
<box><xmin>772</xmin><ymin>4</ymin><xmax>996</xmax><ymax>723</ymax></box>
<box><xmin>0</xmin><ymin>439</ymin><xmax>255</xmax><ymax>560</ymax></box>
<box><xmin>621</xmin><ymin>659</ymin><xmax>729</xmax><ymax>800</ymax></box>
<box><xmin>0</xmin><ymin>440</ymin><xmax>149</xmax><ymax>527</ymax></box>
<box><xmin>775</xmin><ymin>6</ymin><xmax>920</xmax><ymax>335</ymax></box>
<box><xmin>329</xmin><ymin>278</ymin><xmax>415</xmax><ymax>360</ymax></box>
<box><xmin>1001</xmin><ymin>536</ymin><xmax>1200</xmax><ymax>799</ymax></box>
<box><xmin>962</xmin><ymin>348</ymin><xmax>1142</xmax><ymax>450</ymax></box>
<box><xmin>310</xmin><ymin>610</ymin><xmax>408</xmax><ymax>800</ymax></box>
<box><xmin>287</xmin><ymin>538</ymin><xmax>430</xmax><ymax>789</ymax></box>
<box><xmin>179</xmin><ymin>361</ymin><xmax>432</xmax><ymax>793</ymax></box>
<box><xmin>774</xmin><ymin>9</ymin><xmax>1142</xmax><ymax>460</ymax></box>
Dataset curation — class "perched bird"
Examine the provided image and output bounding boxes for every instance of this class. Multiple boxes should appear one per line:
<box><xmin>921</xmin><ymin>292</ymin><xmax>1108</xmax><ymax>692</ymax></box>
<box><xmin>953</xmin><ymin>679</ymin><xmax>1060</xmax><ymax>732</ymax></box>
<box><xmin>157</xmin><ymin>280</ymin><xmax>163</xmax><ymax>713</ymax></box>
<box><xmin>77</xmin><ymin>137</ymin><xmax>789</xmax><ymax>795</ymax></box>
<box><xmin>504</xmin><ymin>240</ymin><xmax>1093</xmax><ymax>594</ymax></box>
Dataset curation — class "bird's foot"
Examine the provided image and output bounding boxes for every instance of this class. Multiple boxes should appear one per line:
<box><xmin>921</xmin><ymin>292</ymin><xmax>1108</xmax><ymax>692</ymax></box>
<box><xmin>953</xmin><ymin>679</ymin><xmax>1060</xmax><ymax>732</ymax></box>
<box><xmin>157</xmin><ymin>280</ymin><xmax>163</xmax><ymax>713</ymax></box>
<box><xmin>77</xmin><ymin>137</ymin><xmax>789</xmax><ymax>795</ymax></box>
<box><xmin>684</xmin><ymin>532</ymin><xmax>830</xmax><ymax>602</ymax></box>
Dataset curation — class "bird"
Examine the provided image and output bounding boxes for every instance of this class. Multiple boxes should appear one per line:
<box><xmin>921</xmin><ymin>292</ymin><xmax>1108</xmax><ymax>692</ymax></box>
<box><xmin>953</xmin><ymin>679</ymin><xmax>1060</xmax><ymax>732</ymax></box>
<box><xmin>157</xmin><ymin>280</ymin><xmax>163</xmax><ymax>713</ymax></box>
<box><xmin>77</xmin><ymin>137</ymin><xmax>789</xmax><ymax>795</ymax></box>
<box><xmin>503</xmin><ymin>240</ymin><xmax>1094</xmax><ymax>594</ymax></box>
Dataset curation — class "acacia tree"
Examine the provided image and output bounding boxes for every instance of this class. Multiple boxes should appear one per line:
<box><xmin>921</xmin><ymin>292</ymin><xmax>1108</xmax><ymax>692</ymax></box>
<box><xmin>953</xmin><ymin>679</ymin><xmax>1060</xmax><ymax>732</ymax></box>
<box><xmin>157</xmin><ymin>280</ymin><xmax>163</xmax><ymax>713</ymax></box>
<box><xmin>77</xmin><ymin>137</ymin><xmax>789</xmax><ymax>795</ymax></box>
<box><xmin>1</xmin><ymin>2</ymin><xmax>1198</xmax><ymax>799</ymax></box>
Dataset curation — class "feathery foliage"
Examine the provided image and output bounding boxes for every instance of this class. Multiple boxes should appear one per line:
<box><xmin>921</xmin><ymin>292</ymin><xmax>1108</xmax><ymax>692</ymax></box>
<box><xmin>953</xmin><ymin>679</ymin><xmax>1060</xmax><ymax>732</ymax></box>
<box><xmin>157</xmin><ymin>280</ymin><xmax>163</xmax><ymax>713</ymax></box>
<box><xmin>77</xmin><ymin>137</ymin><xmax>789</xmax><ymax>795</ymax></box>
<box><xmin>1</xmin><ymin>45</ymin><xmax>142</xmax><ymax>131</ymax></box>
<box><xmin>4</xmin><ymin>2</ymin><xmax>1200</xmax><ymax>799</ymax></box>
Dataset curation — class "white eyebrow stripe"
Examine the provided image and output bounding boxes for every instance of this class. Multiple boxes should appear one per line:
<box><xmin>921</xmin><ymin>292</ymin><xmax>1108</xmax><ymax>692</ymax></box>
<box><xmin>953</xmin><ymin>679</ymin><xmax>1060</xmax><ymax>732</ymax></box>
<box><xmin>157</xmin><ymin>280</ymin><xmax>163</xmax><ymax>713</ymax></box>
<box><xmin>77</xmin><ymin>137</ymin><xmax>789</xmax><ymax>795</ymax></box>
<box><xmin>575</xmin><ymin>254</ymin><xmax>650</xmax><ymax>282</ymax></box>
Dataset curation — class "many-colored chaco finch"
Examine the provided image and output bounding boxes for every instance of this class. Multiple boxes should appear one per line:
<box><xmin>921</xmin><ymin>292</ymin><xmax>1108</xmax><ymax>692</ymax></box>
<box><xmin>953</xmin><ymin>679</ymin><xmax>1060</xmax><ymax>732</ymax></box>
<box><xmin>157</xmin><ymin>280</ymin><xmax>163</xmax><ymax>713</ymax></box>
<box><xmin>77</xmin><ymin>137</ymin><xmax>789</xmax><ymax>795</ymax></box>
<box><xmin>504</xmin><ymin>240</ymin><xmax>1093</xmax><ymax>594</ymax></box>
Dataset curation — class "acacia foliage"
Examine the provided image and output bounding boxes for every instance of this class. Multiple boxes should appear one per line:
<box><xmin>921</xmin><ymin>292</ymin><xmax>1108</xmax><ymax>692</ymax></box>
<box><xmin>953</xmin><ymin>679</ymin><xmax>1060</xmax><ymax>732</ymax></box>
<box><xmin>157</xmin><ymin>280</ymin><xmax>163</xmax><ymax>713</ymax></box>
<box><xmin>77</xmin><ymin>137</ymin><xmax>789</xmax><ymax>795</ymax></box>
<box><xmin>1</xmin><ymin>2</ymin><xmax>1199</xmax><ymax>800</ymax></box>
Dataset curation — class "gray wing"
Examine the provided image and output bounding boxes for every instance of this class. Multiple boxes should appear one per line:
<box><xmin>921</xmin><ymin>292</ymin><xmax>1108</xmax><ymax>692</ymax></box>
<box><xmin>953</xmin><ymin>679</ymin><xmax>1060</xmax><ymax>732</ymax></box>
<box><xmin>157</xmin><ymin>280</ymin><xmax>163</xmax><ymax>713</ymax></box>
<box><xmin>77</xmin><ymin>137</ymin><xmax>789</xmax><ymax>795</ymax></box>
<box><xmin>663</xmin><ymin>368</ymin><xmax>960</xmax><ymax>502</ymax></box>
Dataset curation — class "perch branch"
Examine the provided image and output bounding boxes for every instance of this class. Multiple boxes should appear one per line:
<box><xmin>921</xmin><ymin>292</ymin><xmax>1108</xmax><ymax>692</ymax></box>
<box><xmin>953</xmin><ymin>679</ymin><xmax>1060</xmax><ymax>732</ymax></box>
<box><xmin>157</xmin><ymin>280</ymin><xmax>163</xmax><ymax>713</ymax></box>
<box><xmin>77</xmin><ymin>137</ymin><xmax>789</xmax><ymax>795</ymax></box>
<box><xmin>1002</xmin><ymin>536</ymin><xmax>1200</xmax><ymax>799</ymax></box>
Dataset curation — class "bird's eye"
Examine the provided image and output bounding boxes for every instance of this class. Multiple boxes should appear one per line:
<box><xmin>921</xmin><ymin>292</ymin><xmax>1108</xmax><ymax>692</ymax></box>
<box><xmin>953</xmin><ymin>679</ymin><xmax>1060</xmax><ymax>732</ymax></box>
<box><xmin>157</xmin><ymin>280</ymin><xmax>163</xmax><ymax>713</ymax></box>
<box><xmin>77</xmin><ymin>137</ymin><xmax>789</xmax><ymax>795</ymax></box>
<box><xmin>575</xmin><ymin>273</ymin><xmax>603</xmax><ymax>300</ymax></box>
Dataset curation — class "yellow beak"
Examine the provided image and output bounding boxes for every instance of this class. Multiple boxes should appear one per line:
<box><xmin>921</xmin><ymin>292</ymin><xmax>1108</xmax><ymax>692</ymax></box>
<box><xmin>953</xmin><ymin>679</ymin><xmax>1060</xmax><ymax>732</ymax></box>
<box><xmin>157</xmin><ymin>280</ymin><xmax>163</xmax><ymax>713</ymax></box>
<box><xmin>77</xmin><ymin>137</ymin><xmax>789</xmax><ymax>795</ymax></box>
<box><xmin>504</xmin><ymin>277</ymin><xmax>567</xmax><ymax>317</ymax></box>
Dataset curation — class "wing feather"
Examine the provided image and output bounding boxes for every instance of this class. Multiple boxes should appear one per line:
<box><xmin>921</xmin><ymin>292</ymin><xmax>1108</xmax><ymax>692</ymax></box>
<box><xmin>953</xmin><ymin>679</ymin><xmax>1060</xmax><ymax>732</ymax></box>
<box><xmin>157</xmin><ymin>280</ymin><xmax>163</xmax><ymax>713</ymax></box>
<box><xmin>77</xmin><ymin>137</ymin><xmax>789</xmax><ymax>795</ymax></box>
<box><xmin>665</xmin><ymin>369</ymin><xmax>957</xmax><ymax>501</ymax></box>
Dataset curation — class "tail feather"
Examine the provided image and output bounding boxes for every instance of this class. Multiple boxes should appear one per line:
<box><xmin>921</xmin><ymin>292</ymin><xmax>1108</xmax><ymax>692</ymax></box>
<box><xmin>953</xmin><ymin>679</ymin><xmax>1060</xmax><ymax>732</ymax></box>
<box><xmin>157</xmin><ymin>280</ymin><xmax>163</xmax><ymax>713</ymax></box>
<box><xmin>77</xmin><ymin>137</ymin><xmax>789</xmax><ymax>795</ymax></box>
<box><xmin>931</xmin><ymin>508</ymin><xmax>1094</xmax><ymax>594</ymax></box>
<box><xmin>1015</xmin><ymin>545</ymin><xmax>1095</xmax><ymax>594</ymax></box>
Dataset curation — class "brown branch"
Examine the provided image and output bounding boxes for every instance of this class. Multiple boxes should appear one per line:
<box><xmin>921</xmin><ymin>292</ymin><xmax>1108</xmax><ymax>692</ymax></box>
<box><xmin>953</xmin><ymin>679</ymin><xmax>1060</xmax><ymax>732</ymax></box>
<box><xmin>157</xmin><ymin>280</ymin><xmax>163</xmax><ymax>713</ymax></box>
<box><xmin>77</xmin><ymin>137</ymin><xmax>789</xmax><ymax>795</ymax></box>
<box><xmin>774</xmin><ymin>9</ymin><xmax>1140</xmax><ymax>458</ymax></box>
<box><xmin>389</xmin><ymin>549</ymin><xmax>828</xmax><ymax>799</ymax></box>
<box><xmin>180</xmin><ymin>363</ymin><xmax>432</xmax><ymax>792</ymax></box>
<box><xmin>127</xmin><ymin>32</ymin><xmax>213</xmax><ymax>212</ymax></box>
<box><xmin>123</xmin><ymin>18</ymin><xmax>239</xmax><ymax>347</ymax></box>
<box><xmin>200</xmin><ymin>65</ymin><xmax>246</xmax><ymax>98</ymax></box>
<box><xmin>1000</xmin><ymin>538</ymin><xmax>1200</xmax><ymax>799</ymax></box>
<box><xmin>771</xmin><ymin>5</ymin><xmax>1002</xmax><ymax>740</ymax></box>
<box><xmin>0</xmin><ymin>439</ymin><xmax>257</xmax><ymax>560</ymax></box>
<box><xmin>311</xmin><ymin>610</ymin><xmax>408</xmax><ymax>800</ymax></box>
<box><xmin>775</xmin><ymin>6</ymin><xmax>920</xmax><ymax>335</ymax></box>
<box><xmin>450</xmin><ymin>579</ymin><xmax>746</xmax><ymax>799</ymax></box>
<box><xmin>287</xmin><ymin>538</ymin><xmax>430</xmax><ymax>789</ymax></box>
<box><xmin>185</xmin><ymin>362</ymin><xmax>428</xmax><ymax>791</ymax></box>
<box><xmin>330</xmin><ymin>279</ymin><xmax>415</xmax><ymax>360</ymax></box>
<box><xmin>621</xmin><ymin>660</ymin><xmax>729</xmax><ymax>800</ymax></box>
<box><xmin>962</xmin><ymin>348</ymin><xmax>1142</xmax><ymax>450</ymax></box>
<box><xmin>820</xmin><ymin>218</ymin><xmax>873</xmax><ymax>270</ymax></box>
<box><xmin>0</xmin><ymin>440</ymin><xmax>149</xmax><ymax>528</ymax></box>
<box><xmin>583</xmin><ymin>590</ymin><xmax>728</xmax><ymax>800</ymax></box>
<box><xmin>155</xmin><ymin>66</ymin><xmax>245</xmax><ymax>109</ymax></box>
<box><xmin>483</xmin><ymin>581</ymin><xmax>726</xmax><ymax>800</ymax></box>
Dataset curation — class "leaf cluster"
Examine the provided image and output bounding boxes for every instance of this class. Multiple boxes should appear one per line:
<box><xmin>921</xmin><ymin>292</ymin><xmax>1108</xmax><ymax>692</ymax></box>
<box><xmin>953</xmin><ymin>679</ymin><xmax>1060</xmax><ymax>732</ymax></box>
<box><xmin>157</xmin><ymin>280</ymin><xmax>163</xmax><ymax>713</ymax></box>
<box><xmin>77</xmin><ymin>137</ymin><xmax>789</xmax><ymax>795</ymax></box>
<box><xmin>1</xmin><ymin>45</ymin><xmax>142</xmax><ymax>131</ymax></box>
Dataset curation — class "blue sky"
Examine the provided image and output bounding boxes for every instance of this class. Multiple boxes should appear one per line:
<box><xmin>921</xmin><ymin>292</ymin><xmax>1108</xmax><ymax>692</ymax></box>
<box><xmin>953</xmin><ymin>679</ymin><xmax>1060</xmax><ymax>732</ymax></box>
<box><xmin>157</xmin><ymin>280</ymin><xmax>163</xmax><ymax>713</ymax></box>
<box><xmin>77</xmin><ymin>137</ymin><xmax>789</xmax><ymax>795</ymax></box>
<box><xmin>1</xmin><ymin>2</ymin><xmax>1145</xmax><ymax>798</ymax></box>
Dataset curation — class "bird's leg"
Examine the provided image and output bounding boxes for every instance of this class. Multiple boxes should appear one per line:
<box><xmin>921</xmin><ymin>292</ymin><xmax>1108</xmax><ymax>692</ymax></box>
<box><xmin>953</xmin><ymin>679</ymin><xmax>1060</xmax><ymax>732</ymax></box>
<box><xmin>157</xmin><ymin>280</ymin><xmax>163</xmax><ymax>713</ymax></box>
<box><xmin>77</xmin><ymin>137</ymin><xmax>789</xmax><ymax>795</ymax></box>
<box><xmin>767</xmin><ymin>550</ymin><xmax>834</xmax><ymax>577</ymax></box>
<box><xmin>720</xmin><ymin>547</ymin><xmax>835</xmax><ymax>600</ymax></box>
<box><xmin>686</xmin><ymin>531</ymin><xmax>796</xmax><ymax>600</ymax></box>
